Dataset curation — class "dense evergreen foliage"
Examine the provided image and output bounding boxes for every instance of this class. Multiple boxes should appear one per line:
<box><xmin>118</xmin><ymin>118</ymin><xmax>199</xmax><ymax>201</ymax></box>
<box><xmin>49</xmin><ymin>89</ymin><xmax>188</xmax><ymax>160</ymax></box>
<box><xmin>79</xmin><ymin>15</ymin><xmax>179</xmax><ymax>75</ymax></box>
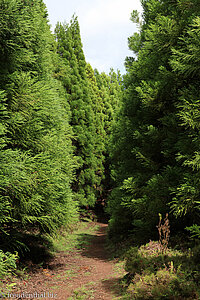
<box><xmin>0</xmin><ymin>1</ymin><xmax>121</xmax><ymax>255</ymax></box>
<box><xmin>55</xmin><ymin>19</ymin><xmax>98</xmax><ymax>206</ymax></box>
<box><xmin>55</xmin><ymin>19</ymin><xmax>122</xmax><ymax>207</ymax></box>
<box><xmin>1</xmin><ymin>1</ymin><xmax>200</xmax><ymax>296</ymax></box>
<box><xmin>0</xmin><ymin>0</ymin><xmax>78</xmax><ymax>249</ymax></box>
<box><xmin>94</xmin><ymin>69</ymin><xmax>123</xmax><ymax>202</ymax></box>
<box><xmin>108</xmin><ymin>0</ymin><xmax>200</xmax><ymax>241</ymax></box>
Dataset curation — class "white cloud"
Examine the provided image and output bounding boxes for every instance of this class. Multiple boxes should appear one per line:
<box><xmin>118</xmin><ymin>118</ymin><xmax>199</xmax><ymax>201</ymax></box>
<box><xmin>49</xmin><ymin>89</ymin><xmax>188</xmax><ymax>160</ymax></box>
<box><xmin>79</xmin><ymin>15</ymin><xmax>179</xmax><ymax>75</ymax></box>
<box><xmin>43</xmin><ymin>0</ymin><xmax>142</xmax><ymax>73</ymax></box>
<box><xmin>80</xmin><ymin>0</ymin><xmax>141</xmax><ymax>36</ymax></box>
<box><xmin>88</xmin><ymin>57</ymin><xmax>110</xmax><ymax>73</ymax></box>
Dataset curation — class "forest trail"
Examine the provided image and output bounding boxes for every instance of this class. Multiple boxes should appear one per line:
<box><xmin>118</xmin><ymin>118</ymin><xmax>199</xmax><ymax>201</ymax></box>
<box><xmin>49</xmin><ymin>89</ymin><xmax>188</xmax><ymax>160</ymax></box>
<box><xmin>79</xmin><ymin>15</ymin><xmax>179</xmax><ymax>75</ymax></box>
<box><xmin>12</xmin><ymin>223</ymin><xmax>125</xmax><ymax>300</ymax></box>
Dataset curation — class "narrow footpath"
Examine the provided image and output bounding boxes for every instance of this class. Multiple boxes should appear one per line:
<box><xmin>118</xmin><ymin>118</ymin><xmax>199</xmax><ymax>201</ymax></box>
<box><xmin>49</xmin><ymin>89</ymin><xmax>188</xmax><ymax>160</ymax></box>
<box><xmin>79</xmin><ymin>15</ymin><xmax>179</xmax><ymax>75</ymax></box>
<box><xmin>56</xmin><ymin>223</ymin><xmax>123</xmax><ymax>299</ymax></box>
<box><xmin>11</xmin><ymin>223</ymin><xmax>126</xmax><ymax>300</ymax></box>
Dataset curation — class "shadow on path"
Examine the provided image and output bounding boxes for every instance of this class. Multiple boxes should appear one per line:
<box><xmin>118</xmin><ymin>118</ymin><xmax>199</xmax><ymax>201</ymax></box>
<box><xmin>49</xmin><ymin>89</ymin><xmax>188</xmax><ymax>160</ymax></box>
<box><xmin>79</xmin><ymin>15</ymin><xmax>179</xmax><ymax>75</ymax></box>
<box><xmin>79</xmin><ymin>223</ymin><xmax>110</xmax><ymax>261</ymax></box>
<box><xmin>101</xmin><ymin>277</ymin><xmax>125</xmax><ymax>298</ymax></box>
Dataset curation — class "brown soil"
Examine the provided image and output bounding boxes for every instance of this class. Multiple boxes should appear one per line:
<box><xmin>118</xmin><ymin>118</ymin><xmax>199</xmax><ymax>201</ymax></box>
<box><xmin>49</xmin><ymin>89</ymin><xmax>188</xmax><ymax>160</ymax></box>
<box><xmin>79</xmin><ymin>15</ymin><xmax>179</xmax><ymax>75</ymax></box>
<box><xmin>9</xmin><ymin>223</ymin><xmax>125</xmax><ymax>300</ymax></box>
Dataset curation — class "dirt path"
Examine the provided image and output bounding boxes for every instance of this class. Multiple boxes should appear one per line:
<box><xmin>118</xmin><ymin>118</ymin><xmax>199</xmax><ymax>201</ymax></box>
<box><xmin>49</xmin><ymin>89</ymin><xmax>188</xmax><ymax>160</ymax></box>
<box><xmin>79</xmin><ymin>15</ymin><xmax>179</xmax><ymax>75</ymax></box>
<box><xmin>10</xmin><ymin>223</ymin><xmax>125</xmax><ymax>300</ymax></box>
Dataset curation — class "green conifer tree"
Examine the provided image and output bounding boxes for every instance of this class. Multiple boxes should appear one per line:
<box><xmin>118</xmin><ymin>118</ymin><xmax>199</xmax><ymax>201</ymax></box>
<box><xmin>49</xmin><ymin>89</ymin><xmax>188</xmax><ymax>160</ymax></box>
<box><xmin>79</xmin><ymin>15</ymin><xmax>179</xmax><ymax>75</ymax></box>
<box><xmin>169</xmin><ymin>16</ymin><xmax>200</xmax><ymax>234</ymax></box>
<box><xmin>55</xmin><ymin>17</ymin><xmax>104</xmax><ymax>207</ymax></box>
<box><xmin>0</xmin><ymin>0</ymin><xmax>77</xmax><ymax>247</ymax></box>
<box><xmin>94</xmin><ymin>69</ymin><xmax>123</xmax><ymax>203</ymax></box>
<box><xmin>108</xmin><ymin>0</ymin><xmax>200</xmax><ymax>241</ymax></box>
<box><xmin>85</xmin><ymin>64</ymin><xmax>106</xmax><ymax>203</ymax></box>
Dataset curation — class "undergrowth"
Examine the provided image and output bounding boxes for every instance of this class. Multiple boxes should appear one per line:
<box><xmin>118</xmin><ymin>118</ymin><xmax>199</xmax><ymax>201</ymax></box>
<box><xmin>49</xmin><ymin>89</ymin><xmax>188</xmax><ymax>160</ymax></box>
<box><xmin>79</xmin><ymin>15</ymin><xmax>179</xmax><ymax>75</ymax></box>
<box><xmin>109</xmin><ymin>214</ymin><xmax>200</xmax><ymax>299</ymax></box>
<box><xmin>48</xmin><ymin>221</ymin><xmax>99</xmax><ymax>253</ymax></box>
<box><xmin>123</xmin><ymin>241</ymin><xmax>200</xmax><ymax>299</ymax></box>
<box><xmin>0</xmin><ymin>250</ymin><xmax>19</xmax><ymax>297</ymax></box>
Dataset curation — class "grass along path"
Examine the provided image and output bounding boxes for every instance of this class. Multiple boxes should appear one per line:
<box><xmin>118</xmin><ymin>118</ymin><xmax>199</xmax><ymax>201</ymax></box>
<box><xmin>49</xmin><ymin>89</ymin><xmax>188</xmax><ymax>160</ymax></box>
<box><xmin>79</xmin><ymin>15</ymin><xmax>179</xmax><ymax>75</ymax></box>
<box><xmin>5</xmin><ymin>221</ymin><xmax>126</xmax><ymax>299</ymax></box>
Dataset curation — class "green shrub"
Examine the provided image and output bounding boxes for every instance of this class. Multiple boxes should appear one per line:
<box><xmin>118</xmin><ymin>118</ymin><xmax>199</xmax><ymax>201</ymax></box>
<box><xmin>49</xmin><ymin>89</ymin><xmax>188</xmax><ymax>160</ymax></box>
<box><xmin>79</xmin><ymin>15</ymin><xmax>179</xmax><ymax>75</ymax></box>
<box><xmin>124</xmin><ymin>241</ymin><xmax>199</xmax><ymax>299</ymax></box>
<box><xmin>0</xmin><ymin>250</ymin><xmax>18</xmax><ymax>279</ymax></box>
<box><xmin>128</xmin><ymin>268</ymin><xmax>198</xmax><ymax>299</ymax></box>
<box><xmin>125</xmin><ymin>241</ymin><xmax>182</xmax><ymax>275</ymax></box>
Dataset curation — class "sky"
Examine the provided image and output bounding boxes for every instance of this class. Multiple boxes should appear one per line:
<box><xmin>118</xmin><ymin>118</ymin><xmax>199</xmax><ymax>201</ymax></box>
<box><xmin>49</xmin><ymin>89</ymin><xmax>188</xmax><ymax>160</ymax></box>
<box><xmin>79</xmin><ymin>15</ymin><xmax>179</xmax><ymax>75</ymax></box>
<box><xmin>43</xmin><ymin>0</ymin><xmax>142</xmax><ymax>74</ymax></box>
